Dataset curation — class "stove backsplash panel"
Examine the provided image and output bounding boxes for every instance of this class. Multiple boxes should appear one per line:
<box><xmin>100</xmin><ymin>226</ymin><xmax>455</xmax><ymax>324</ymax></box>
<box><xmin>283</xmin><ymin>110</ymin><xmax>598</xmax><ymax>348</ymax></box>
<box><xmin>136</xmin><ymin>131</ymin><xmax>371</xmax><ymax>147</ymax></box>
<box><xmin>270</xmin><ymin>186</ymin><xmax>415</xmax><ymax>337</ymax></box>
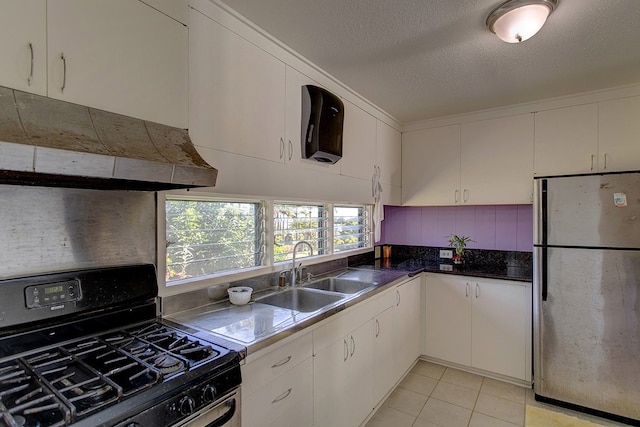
<box><xmin>0</xmin><ymin>185</ymin><xmax>156</xmax><ymax>279</ymax></box>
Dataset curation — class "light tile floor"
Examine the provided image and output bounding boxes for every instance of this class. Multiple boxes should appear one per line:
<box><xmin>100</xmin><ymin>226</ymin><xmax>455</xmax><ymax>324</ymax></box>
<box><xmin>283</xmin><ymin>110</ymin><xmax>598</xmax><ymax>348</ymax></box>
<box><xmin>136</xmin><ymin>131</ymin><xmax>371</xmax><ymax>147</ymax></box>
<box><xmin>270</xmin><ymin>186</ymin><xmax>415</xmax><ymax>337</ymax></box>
<box><xmin>365</xmin><ymin>361</ymin><xmax>630</xmax><ymax>427</ymax></box>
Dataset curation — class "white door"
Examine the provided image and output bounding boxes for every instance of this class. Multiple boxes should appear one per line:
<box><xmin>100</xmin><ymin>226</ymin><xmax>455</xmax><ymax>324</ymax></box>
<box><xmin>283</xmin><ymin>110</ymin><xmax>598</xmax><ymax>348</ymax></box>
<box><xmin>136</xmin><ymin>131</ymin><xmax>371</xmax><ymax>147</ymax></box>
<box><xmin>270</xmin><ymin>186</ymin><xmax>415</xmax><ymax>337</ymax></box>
<box><xmin>373</xmin><ymin>306</ymin><xmax>395</xmax><ymax>405</ymax></box>
<box><xmin>534</xmin><ymin>104</ymin><xmax>599</xmax><ymax>176</ymax></box>
<box><xmin>0</xmin><ymin>0</ymin><xmax>46</xmax><ymax>95</ymax></box>
<box><xmin>340</xmin><ymin>99</ymin><xmax>377</xmax><ymax>180</ymax></box>
<box><xmin>189</xmin><ymin>7</ymin><xmax>284</xmax><ymax>159</ymax></box>
<box><xmin>424</xmin><ymin>275</ymin><xmax>472</xmax><ymax>365</ymax></box>
<box><xmin>471</xmin><ymin>280</ymin><xmax>531</xmax><ymax>380</ymax></box>
<box><xmin>598</xmin><ymin>96</ymin><xmax>640</xmax><ymax>172</ymax></box>
<box><xmin>393</xmin><ymin>277</ymin><xmax>422</xmax><ymax>380</ymax></box>
<box><xmin>402</xmin><ymin>125</ymin><xmax>461</xmax><ymax>206</ymax></box>
<box><xmin>47</xmin><ymin>0</ymin><xmax>187</xmax><ymax>127</ymax></box>
<box><xmin>461</xmin><ymin>114</ymin><xmax>534</xmax><ymax>204</ymax></box>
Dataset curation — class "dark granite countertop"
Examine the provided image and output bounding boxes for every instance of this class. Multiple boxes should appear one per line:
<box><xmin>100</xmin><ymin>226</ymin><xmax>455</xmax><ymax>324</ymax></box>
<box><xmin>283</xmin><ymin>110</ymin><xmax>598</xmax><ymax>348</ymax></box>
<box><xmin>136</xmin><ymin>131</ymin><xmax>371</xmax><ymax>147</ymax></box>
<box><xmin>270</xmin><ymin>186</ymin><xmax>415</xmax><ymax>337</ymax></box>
<box><xmin>348</xmin><ymin>246</ymin><xmax>533</xmax><ymax>283</ymax></box>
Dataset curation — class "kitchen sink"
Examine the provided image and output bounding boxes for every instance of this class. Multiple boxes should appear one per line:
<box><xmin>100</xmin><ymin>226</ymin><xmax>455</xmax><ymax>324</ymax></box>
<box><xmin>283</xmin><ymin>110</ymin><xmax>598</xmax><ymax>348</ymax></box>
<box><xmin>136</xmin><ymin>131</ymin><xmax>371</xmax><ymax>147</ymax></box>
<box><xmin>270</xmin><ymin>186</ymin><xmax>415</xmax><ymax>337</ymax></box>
<box><xmin>304</xmin><ymin>277</ymin><xmax>375</xmax><ymax>294</ymax></box>
<box><xmin>256</xmin><ymin>288</ymin><xmax>344</xmax><ymax>312</ymax></box>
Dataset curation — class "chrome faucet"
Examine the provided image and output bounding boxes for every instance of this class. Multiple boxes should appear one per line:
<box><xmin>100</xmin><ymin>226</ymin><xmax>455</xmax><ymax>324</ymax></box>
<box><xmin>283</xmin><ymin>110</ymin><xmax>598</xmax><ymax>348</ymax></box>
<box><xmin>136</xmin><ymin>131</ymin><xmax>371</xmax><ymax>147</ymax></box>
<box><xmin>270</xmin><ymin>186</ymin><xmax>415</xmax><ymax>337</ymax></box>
<box><xmin>291</xmin><ymin>241</ymin><xmax>313</xmax><ymax>287</ymax></box>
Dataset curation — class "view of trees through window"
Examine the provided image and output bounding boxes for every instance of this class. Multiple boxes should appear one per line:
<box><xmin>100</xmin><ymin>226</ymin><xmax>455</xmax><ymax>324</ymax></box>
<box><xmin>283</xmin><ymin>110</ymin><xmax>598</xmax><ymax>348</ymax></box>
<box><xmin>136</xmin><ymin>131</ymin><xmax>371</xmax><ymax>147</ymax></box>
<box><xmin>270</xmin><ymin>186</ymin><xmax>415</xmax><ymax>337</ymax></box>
<box><xmin>334</xmin><ymin>206</ymin><xmax>369</xmax><ymax>252</ymax></box>
<box><xmin>165</xmin><ymin>198</ymin><xmax>371</xmax><ymax>284</ymax></box>
<box><xmin>166</xmin><ymin>200</ymin><xmax>264</xmax><ymax>282</ymax></box>
<box><xmin>274</xmin><ymin>204</ymin><xmax>326</xmax><ymax>263</ymax></box>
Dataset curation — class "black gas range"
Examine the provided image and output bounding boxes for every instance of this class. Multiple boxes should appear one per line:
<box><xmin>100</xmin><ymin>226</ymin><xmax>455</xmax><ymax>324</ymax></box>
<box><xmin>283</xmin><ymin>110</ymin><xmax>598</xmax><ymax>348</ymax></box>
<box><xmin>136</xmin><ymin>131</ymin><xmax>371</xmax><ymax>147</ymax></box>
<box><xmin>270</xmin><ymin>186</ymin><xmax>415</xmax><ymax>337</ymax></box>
<box><xmin>0</xmin><ymin>265</ymin><xmax>242</xmax><ymax>427</ymax></box>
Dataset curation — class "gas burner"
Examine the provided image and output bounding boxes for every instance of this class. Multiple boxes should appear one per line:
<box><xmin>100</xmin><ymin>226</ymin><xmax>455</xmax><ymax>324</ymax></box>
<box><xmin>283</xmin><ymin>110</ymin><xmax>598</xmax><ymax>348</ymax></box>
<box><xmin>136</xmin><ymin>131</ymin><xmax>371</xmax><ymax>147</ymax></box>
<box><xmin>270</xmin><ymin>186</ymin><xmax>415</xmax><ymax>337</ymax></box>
<box><xmin>153</xmin><ymin>354</ymin><xmax>184</xmax><ymax>375</ymax></box>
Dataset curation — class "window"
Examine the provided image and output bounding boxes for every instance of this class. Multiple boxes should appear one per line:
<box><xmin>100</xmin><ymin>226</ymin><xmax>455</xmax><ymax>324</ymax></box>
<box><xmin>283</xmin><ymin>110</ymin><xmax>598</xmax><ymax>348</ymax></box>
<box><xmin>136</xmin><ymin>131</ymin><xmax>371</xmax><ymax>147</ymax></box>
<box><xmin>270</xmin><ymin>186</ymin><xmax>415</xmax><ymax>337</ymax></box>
<box><xmin>274</xmin><ymin>203</ymin><xmax>327</xmax><ymax>263</ymax></box>
<box><xmin>165</xmin><ymin>199</ymin><xmax>265</xmax><ymax>282</ymax></box>
<box><xmin>334</xmin><ymin>205</ymin><xmax>370</xmax><ymax>253</ymax></box>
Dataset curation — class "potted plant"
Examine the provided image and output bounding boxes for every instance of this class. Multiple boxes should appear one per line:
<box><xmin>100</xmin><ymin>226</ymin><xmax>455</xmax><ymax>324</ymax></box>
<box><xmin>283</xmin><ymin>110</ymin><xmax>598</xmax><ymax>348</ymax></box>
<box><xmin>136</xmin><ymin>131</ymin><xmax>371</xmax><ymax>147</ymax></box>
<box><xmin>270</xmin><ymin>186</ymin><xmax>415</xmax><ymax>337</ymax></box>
<box><xmin>447</xmin><ymin>234</ymin><xmax>474</xmax><ymax>264</ymax></box>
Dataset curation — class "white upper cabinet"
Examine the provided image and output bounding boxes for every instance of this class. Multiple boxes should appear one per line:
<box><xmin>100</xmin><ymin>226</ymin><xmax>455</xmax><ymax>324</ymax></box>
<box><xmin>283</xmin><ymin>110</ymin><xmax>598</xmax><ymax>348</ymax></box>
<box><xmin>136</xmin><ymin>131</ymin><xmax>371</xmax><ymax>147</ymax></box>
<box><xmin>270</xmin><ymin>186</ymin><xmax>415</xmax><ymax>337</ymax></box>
<box><xmin>534</xmin><ymin>103</ymin><xmax>599</xmax><ymax>176</ymax></box>
<box><xmin>402</xmin><ymin>124</ymin><xmax>461</xmax><ymax>206</ymax></box>
<box><xmin>340</xmin><ymin>99</ymin><xmax>377</xmax><ymax>180</ymax></box>
<box><xmin>460</xmin><ymin>113</ymin><xmax>534</xmax><ymax>205</ymax></box>
<box><xmin>189</xmin><ymin>6</ymin><xmax>285</xmax><ymax>160</ymax></box>
<box><xmin>284</xmin><ymin>66</ymin><xmax>340</xmax><ymax>173</ymax></box>
<box><xmin>47</xmin><ymin>0</ymin><xmax>188</xmax><ymax>127</ymax></box>
<box><xmin>0</xmin><ymin>1</ymin><xmax>47</xmax><ymax>95</ymax></box>
<box><xmin>598</xmin><ymin>96</ymin><xmax>640</xmax><ymax>172</ymax></box>
<box><xmin>376</xmin><ymin>120</ymin><xmax>402</xmax><ymax>187</ymax></box>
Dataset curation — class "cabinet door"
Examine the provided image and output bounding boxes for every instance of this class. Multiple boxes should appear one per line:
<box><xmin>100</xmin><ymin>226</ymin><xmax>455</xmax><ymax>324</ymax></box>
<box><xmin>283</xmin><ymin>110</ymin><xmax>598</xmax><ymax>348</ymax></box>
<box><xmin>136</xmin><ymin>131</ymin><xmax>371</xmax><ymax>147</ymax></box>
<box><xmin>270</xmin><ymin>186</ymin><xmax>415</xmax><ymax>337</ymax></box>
<box><xmin>373</xmin><ymin>306</ymin><xmax>395</xmax><ymax>405</ymax></box>
<box><xmin>340</xmin><ymin>99</ymin><xmax>377</xmax><ymax>180</ymax></box>
<box><xmin>0</xmin><ymin>0</ymin><xmax>46</xmax><ymax>95</ymax></box>
<box><xmin>402</xmin><ymin>125</ymin><xmax>461</xmax><ymax>206</ymax></box>
<box><xmin>313</xmin><ymin>321</ymin><xmax>374</xmax><ymax>427</ymax></box>
<box><xmin>534</xmin><ymin>104</ymin><xmax>598</xmax><ymax>176</ymax></box>
<box><xmin>284</xmin><ymin>66</ymin><xmax>340</xmax><ymax>173</ymax></box>
<box><xmin>47</xmin><ymin>0</ymin><xmax>187</xmax><ymax>127</ymax></box>
<box><xmin>244</xmin><ymin>357</ymin><xmax>313</xmax><ymax>427</ymax></box>
<box><xmin>393</xmin><ymin>277</ymin><xmax>422</xmax><ymax>381</ymax></box>
<box><xmin>189</xmin><ymin>7</ymin><xmax>285</xmax><ymax>161</ymax></box>
<box><xmin>424</xmin><ymin>275</ymin><xmax>471</xmax><ymax>365</ymax></box>
<box><xmin>471</xmin><ymin>280</ymin><xmax>531</xmax><ymax>380</ymax></box>
<box><xmin>376</xmin><ymin>120</ymin><xmax>402</xmax><ymax>187</ymax></box>
<box><xmin>598</xmin><ymin>96</ymin><xmax>640</xmax><ymax>172</ymax></box>
<box><xmin>461</xmin><ymin>114</ymin><xmax>534</xmax><ymax>204</ymax></box>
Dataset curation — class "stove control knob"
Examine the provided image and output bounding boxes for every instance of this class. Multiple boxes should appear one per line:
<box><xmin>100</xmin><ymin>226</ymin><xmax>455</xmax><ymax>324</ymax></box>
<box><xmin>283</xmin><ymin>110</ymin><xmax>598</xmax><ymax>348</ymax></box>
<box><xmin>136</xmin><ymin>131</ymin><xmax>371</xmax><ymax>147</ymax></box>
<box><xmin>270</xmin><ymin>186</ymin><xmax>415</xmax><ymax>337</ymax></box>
<box><xmin>201</xmin><ymin>384</ymin><xmax>217</xmax><ymax>403</ymax></box>
<box><xmin>178</xmin><ymin>395</ymin><xmax>196</xmax><ymax>416</ymax></box>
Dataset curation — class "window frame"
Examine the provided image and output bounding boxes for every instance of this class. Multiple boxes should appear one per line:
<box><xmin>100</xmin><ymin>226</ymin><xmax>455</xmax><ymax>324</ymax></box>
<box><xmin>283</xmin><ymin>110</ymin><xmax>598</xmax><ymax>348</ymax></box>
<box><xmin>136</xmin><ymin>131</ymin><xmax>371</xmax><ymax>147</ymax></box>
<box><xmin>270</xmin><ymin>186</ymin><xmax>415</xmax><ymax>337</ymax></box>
<box><xmin>157</xmin><ymin>193</ymin><xmax>373</xmax><ymax>296</ymax></box>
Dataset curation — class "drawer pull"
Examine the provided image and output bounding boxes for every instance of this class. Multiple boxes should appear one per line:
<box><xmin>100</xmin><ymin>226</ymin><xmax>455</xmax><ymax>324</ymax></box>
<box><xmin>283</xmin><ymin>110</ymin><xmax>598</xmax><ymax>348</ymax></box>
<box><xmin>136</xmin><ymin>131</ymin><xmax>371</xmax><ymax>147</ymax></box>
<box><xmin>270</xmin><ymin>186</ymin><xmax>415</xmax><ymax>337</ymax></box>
<box><xmin>272</xmin><ymin>388</ymin><xmax>292</xmax><ymax>404</ymax></box>
<box><xmin>271</xmin><ymin>355</ymin><xmax>292</xmax><ymax>369</ymax></box>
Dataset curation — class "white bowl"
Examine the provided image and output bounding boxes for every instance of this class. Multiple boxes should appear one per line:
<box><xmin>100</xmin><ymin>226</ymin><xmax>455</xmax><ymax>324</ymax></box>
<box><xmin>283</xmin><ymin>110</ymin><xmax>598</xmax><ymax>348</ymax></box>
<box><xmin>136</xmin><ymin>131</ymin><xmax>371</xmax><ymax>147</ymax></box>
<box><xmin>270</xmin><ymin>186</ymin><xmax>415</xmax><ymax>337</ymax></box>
<box><xmin>228</xmin><ymin>286</ymin><xmax>253</xmax><ymax>305</ymax></box>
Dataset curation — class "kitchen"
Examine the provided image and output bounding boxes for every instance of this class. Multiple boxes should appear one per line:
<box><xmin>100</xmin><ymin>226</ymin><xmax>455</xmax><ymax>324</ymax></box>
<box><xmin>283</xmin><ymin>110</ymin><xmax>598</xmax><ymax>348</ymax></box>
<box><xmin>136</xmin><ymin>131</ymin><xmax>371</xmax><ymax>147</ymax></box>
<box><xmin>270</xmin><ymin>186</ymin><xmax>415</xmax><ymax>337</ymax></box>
<box><xmin>0</xmin><ymin>0</ymin><xmax>639</xmax><ymax>426</ymax></box>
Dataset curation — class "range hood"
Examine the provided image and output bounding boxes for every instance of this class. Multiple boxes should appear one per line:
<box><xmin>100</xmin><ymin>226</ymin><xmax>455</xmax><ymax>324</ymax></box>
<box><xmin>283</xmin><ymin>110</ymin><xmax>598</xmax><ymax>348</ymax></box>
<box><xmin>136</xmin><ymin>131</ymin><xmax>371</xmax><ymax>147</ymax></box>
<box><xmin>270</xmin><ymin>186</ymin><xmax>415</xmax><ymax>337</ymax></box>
<box><xmin>0</xmin><ymin>86</ymin><xmax>217</xmax><ymax>191</ymax></box>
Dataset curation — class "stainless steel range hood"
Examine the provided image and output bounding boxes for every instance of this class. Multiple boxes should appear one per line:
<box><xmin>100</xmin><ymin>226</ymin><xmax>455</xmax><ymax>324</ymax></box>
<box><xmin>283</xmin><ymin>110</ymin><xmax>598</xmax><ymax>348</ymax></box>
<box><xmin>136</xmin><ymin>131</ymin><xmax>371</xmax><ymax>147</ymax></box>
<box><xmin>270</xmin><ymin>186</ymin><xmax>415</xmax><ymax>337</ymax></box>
<box><xmin>0</xmin><ymin>86</ymin><xmax>217</xmax><ymax>191</ymax></box>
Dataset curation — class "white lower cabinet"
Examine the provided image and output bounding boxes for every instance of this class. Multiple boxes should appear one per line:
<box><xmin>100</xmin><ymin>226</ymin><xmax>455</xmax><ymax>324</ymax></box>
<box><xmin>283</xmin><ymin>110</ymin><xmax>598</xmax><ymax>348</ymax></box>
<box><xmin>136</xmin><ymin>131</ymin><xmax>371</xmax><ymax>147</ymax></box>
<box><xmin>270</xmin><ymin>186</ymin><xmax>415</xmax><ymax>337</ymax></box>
<box><xmin>392</xmin><ymin>276</ymin><xmax>422</xmax><ymax>382</ymax></box>
<box><xmin>313</xmin><ymin>319</ymin><xmax>374</xmax><ymax>427</ymax></box>
<box><xmin>424</xmin><ymin>274</ymin><xmax>531</xmax><ymax>381</ymax></box>
<box><xmin>242</xmin><ymin>332</ymin><xmax>313</xmax><ymax>427</ymax></box>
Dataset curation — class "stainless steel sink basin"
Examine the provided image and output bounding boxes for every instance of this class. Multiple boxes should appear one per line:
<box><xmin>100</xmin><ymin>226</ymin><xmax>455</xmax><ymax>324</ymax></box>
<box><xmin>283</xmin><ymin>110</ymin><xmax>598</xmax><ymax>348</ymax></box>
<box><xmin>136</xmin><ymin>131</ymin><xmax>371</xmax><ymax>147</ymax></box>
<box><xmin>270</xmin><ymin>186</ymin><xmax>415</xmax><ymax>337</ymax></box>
<box><xmin>256</xmin><ymin>288</ymin><xmax>344</xmax><ymax>312</ymax></box>
<box><xmin>304</xmin><ymin>277</ymin><xmax>375</xmax><ymax>294</ymax></box>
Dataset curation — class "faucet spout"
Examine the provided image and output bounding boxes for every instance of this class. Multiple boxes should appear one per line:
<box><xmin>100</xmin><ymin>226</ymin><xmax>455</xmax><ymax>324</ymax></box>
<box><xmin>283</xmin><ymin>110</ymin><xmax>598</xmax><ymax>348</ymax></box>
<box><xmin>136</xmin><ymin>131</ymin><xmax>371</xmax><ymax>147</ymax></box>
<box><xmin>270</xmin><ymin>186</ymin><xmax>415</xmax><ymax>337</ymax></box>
<box><xmin>291</xmin><ymin>241</ymin><xmax>313</xmax><ymax>287</ymax></box>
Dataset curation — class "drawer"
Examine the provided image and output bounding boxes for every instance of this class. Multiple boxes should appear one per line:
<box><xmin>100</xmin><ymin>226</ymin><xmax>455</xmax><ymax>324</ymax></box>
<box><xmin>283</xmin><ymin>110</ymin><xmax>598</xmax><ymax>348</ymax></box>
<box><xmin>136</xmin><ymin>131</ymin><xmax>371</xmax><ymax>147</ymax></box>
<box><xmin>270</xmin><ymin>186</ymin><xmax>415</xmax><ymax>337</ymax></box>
<box><xmin>243</xmin><ymin>356</ymin><xmax>313</xmax><ymax>427</ymax></box>
<box><xmin>242</xmin><ymin>331</ymin><xmax>312</xmax><ymax>395</ymax></box>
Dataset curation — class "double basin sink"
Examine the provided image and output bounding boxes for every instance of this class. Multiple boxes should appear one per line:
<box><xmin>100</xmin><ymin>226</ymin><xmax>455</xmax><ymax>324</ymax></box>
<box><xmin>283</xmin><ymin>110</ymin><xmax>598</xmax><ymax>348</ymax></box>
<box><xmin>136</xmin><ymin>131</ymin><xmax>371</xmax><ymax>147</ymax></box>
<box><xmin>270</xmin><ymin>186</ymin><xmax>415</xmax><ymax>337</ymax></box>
<box><xmin>255</xmin><ymin>276</ymin><xmax>378</xmax><ymax>313</ymax></box>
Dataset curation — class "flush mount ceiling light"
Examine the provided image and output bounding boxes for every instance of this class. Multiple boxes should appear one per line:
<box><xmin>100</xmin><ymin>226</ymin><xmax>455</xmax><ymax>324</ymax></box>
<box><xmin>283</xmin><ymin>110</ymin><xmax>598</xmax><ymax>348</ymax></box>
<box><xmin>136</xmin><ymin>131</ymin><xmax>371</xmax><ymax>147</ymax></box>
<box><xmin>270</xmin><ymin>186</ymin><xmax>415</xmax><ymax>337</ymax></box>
<box><xmin>487</xmin><ymin>0</ymin><xmax>558</xmax><ymax>43</ymax></box>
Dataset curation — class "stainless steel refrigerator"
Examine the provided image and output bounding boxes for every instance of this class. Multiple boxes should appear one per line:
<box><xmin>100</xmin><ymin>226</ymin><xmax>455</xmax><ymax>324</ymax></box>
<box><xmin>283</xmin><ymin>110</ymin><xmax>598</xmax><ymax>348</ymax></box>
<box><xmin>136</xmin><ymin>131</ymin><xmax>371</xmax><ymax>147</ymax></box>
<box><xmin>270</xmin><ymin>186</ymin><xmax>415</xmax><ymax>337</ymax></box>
<box><xmin>534</xmin><ymin>171</ymin><xmax>640</xmax><ymax>424</ymax></box>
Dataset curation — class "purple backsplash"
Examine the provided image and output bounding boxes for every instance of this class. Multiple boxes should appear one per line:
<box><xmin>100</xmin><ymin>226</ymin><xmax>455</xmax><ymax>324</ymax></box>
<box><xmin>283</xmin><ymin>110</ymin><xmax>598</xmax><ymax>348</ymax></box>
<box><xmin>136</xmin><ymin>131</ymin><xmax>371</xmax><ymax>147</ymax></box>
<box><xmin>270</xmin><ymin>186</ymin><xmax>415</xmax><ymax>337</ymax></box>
<box><xmin>380</xmin><ymin>205</ymin><xmax>533</xmax><ymax>252</ymax></box>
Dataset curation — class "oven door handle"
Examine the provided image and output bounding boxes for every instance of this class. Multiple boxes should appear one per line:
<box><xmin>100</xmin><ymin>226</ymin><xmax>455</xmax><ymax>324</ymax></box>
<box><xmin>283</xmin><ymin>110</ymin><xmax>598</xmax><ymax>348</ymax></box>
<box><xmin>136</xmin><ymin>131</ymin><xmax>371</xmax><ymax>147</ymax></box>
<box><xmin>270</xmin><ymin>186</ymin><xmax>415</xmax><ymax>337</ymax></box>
<box><xmin>203</xmin><ymin>398</ymin><xmax>236</xmax><ymax>427</ymax></box>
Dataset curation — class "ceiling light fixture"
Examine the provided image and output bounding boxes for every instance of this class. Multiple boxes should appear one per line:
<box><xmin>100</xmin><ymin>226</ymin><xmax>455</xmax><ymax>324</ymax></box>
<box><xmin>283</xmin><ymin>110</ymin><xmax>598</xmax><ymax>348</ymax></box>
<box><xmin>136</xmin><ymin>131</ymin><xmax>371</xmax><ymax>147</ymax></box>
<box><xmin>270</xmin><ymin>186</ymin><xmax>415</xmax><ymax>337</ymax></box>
<box><xmin>486</xmin><ymin>0</ymin><xmax>558</xmax><ymax>43</ymax></box>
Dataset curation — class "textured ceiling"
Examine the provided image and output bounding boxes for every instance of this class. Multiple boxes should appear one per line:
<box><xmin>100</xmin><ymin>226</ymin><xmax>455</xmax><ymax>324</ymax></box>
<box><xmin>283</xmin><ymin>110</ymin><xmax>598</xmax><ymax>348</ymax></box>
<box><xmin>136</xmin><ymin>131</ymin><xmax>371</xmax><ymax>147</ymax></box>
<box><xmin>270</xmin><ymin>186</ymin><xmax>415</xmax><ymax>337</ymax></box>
<box><xmin>218</xmin><ymin>0</ymin><xmax>640</xmax><ymax>124</ymax></box>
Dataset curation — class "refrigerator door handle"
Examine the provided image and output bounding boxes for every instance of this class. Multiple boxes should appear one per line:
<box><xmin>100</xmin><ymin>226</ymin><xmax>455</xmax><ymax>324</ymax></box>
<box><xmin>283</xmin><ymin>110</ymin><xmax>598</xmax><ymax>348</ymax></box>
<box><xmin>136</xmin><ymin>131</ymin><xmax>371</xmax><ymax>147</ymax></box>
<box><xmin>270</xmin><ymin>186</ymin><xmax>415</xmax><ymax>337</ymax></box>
<box><xmin>541</xmin><ymin>247</ymin><xmax>548</xmax><ymax>301</ymax></box>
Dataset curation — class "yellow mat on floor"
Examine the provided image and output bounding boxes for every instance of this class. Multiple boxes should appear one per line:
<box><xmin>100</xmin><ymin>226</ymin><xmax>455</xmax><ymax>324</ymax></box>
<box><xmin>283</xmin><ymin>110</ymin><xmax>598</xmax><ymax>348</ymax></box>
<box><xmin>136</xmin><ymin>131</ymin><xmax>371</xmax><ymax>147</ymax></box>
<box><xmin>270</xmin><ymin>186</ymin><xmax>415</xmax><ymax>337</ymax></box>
<box><xmin>526</xmin><ymin>405</ymin><xmax>606</xmax><ymax>427</ymax></box>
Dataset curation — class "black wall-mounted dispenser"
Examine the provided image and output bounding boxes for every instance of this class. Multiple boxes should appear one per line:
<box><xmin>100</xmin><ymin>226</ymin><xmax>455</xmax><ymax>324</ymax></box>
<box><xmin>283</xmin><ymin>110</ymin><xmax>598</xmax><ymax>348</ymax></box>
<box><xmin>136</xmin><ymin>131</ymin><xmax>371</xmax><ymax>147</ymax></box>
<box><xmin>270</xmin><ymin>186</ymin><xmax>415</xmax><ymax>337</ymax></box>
<box><xmin>301</xmin><ymin>85</ymin><xmax>344</xmax><ymax>164</ymax></box>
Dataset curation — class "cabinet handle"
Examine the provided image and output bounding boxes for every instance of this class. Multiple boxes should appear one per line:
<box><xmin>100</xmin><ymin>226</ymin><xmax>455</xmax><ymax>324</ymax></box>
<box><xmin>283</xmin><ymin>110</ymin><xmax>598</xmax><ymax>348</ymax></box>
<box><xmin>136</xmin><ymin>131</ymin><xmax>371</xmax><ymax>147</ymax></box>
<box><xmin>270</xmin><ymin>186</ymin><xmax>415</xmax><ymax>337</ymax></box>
<box><xmin>590</xmin><ymin>154</ymin><xmax>595</xmax><ymax>171</ymax></box>
<box><xmin>271</xmin><ymin>388</ymin><xmax>292</xmax><ymax>404</ymax></box>
<box><xmin>603</xmin><ymin>153</ymin><xmax>608</xmax><ymax>170</ymax></box>
<box><xmin>466</xmin><ymin>282</ymin><xmax>469</xmax><ymax>297</ymax></box>
<box><xmin>396</xmin><ymin>289</ymin><xmax>401</xmax><ymax>306</ymax></box>
<box><xmin>463</xmin><ymin>189</ymin><xmax>469</xmax><ymax>203</ymax></box>
<box><xmin>60</xmin><ymin>53</ymin><xmax>66</xmax><ymax>93</ymax></box>
<box><xmin>454</xmin><ymin>189</ymin><xmax>459</xmax><ymax>204</ymax></box>
<box><xmin>475</xmin><ymin>283</ymin><xmax>479</xmax><ymax>298</ymax></box>
<box><xmin>280</xmin><ymin>137</ymin><xmax>284</xmax><ymax>159</ymax></box>
<box><xmin>350</xmin><ymin>335</ymin><xmax>356</xmax><ymax>357</ymax></box>
<box><xmin>271</xmin><ymin>355</ymin><xmax>292</xmax><ymax>368</ymax></box>
<box><xmin>288</xmin><ymin>139</ymin><xmax>293</xmax><ymax>161</ymax></box>
<box><xmin>27</xmin><ymin>42</ymin><xmax>34</xmax><ymax>86</ymax></box>
<box><xmin>375</xmin><ymin>318</ymin><xmax>380</xmax><ymax>338</ymax></box>
<box><xmin>343</xmin><ymin>339</ymin><xmax>348</xmax><ymax>362</ymax></box>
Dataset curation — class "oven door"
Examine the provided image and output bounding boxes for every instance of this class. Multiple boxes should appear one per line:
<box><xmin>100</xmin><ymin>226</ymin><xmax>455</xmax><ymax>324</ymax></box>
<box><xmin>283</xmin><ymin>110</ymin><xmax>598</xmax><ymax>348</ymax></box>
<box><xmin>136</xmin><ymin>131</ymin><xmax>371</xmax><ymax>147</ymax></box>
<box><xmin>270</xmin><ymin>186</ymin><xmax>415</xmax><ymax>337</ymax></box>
<box><xmin>176</xmin><ymin>389</ymin><xmax>240</xmax><ymax>427</ymax></box>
